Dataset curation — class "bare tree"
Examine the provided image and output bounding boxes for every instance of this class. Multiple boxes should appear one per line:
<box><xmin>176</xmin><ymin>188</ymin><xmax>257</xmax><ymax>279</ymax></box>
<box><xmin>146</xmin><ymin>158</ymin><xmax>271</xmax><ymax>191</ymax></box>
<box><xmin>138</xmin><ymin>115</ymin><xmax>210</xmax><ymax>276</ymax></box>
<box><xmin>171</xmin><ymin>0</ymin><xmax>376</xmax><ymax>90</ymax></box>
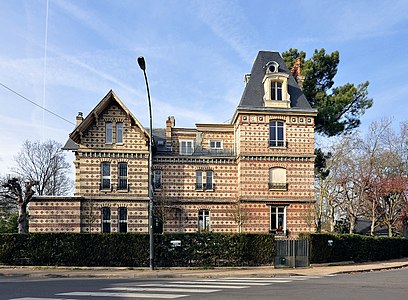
<box><xmin>2</xmin><ymin>177</ymin><xmax>38</xmax><ymax>233</ymax></box>
<box><xmin>13</xmin><ymin>140</ymin><xmax>73</xmax><ymax>196</ymax></box>
<box><xmin>2</xmin><ymin>140</ymin><xmax>73</xmax><ymax>233</ymax></box>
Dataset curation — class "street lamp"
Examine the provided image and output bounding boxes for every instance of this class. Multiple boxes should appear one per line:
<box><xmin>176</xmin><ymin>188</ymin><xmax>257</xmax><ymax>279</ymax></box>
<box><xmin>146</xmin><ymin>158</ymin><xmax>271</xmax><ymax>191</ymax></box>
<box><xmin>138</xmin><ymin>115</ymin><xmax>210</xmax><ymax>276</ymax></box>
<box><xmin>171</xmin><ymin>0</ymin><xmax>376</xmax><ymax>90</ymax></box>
<box><xmin>137</xmin><ymin>56</ymin><xmax>154</xmax><ymax>271</ymax></box>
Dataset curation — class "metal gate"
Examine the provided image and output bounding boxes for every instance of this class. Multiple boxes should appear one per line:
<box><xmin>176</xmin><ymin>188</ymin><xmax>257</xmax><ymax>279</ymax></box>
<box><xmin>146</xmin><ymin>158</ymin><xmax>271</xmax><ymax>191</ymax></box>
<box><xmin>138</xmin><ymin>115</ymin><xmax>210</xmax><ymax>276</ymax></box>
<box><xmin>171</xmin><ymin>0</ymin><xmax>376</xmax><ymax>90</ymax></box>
<box><xmin>274</xmin><ymin>239</ymin><xmax>310</xmax><ymax>268</ymax></box>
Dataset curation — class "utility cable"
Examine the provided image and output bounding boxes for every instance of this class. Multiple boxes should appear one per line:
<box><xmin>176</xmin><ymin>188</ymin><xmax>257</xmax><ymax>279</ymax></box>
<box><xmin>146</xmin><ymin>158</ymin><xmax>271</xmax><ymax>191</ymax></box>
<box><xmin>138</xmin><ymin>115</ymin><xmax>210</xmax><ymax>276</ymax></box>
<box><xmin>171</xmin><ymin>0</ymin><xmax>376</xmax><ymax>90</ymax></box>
<box><xmin>0</xmin><ymin>82</ymin><xmax>75</xmax><ymax>126</ymax></box>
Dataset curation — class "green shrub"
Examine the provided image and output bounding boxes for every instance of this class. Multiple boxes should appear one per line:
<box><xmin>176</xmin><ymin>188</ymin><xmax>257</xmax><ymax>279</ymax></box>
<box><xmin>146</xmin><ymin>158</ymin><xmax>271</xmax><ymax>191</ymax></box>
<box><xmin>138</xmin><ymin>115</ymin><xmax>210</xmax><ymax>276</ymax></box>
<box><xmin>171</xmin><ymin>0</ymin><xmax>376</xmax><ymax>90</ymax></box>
<box><xmin>0</xmin><ymin>233</ymin><xmax>274</xmax><ymax>267</ymax></box>
<box><xmin>308</xmin><ymin>233</ymin><xmax>408</xmax><ymax>263</ymax></box>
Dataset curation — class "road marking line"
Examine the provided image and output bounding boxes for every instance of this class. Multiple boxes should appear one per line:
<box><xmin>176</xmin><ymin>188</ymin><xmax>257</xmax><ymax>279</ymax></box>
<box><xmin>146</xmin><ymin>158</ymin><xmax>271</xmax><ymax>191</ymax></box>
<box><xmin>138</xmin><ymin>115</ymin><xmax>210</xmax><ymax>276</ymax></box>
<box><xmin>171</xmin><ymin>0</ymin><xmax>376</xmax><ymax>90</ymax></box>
<box><xmin>10</xmin><ymin>298</ymin><xmax>78</xmax><ymax>300</ymax></box>
<box><xmin>140</xmin><ymin>283</ymin><xmax>248</xmax><ymax>289</ymax></box>
<box><xmin>57</xmin><ymin>292</ymin><xmax>187</xmax><ymax>299</ymax></box>
<box><xmin>225</xmin><ymin>276</ymin><xmax>321</xmax><ymax>280</ymax></box>
<box><xmin>202</xmin><ymin>279</ymin><xmax>291</xmax><ymax>283</ymax></box>
<box><xmin>171</xmin><ymin>280</ymin><xmax>270</xmax><ymax>286</ymax></box>
<box><xmin>103</xmin><ymin>287</ymin><xmax>220</xmax><ymax>293</ymax></box>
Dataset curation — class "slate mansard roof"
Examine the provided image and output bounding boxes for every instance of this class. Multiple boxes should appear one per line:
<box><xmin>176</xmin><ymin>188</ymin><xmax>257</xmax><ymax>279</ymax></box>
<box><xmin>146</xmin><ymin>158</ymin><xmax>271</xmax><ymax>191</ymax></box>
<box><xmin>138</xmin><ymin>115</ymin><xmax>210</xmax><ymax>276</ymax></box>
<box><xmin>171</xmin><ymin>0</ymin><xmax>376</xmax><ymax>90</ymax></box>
<box><xmin>238</xmin><ymin>51</ymin><xmax>316</xmax><ymax>113</ymax></box>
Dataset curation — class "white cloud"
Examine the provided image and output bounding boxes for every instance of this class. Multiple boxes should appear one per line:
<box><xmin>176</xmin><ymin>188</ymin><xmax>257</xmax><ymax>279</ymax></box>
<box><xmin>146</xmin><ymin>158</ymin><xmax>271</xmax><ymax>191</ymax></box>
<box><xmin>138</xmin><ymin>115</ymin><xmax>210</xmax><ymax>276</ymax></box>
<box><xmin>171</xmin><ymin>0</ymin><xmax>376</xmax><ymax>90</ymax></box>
<box><xmin>195</xmin><ymin>0</ymin><xmax>259</xmax><ymax>63</ymax></box>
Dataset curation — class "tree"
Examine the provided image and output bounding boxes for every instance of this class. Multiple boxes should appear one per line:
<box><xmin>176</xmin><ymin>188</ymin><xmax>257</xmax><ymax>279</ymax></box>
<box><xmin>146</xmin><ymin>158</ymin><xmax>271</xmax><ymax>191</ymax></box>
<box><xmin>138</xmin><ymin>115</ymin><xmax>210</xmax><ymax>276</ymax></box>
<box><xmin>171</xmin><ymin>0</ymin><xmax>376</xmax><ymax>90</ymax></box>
<box><xmin>13</xmin><ymin>140</ymin><xmax>73</xmax><ymax>196</ymax></box>
<box><xmin>2</xmin><ymin>140</ymin><xmax>73</xmax><ymax>233</ymax></box>
<box><xmin>2</xmin><ymin>177</ymin><xmax>38</xmax><ymax>233</ymax></box>
<box><xmin>283</xmin><ymin>48</ymin><xmax>373</xmax><ymax>136</ymax></box>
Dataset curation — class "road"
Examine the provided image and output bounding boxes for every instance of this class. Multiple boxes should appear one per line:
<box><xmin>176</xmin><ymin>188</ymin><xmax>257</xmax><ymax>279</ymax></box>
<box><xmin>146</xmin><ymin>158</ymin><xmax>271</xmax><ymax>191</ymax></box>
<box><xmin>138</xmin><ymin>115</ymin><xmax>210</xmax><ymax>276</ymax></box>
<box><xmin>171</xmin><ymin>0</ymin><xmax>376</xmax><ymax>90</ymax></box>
<box><xmin>1</xmin><ymin>268</ymin><xmax>407</xmax><ymax>300</ymax></box>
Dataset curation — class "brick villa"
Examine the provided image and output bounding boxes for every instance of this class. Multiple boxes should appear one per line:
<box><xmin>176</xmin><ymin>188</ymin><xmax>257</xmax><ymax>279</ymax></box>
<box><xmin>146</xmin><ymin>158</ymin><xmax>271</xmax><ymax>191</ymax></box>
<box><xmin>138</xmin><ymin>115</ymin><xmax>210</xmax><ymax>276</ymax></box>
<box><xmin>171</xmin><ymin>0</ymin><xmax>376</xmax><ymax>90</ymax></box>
<box><xmin>30</xmin><ymin>51</ymin><xmax>317</xmax><ymax>237</ymax></box>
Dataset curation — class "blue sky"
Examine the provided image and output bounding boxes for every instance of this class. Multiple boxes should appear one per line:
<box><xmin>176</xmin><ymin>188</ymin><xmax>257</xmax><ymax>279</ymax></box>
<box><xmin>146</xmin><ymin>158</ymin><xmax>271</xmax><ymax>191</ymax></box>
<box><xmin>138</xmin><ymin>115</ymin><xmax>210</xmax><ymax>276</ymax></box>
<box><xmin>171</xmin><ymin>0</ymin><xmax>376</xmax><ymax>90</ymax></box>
<box><xmin>1</xmin><ymin>0</ymin><xmax>408</xmax><ymax>175</ymax></box>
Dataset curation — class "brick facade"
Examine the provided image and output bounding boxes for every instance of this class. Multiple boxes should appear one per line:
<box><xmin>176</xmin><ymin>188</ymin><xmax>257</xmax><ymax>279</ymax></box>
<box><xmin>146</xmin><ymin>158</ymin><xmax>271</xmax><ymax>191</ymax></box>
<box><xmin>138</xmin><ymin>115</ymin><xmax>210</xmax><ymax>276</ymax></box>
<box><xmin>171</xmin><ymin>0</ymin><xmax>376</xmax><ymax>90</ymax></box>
<box><xmin>30</xmin><ymin>51</ymin><xmax>317</xmax><ymax>237</ymax></box>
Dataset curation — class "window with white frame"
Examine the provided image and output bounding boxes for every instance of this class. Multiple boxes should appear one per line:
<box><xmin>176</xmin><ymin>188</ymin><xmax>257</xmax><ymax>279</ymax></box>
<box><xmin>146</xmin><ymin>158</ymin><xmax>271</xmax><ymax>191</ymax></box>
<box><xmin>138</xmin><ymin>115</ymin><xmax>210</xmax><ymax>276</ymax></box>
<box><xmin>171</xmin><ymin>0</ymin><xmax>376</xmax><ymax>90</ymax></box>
<box><xmin>196</xmin><ymin>170</ymin><xmax>214</xmax><ymax>191</ymax></box>
<box><xmin>270</xmin><ymin>206</ymin><xmax>286</xmax><ymax>233</ymax></box>
<box><xmin>205</xmin><ymin>171</ymin><xmax>213</xmax><ymax>190</ymax></box>
<box><xmin>179</xmin><ymin>140</ymin><xmax>194</xmax><ymax>155</ymax></box>
<box><xmin>116</xmin><ymin>122</ymin><xmax>123</xmax><ymax>143</ymax></box>
<box><xmin>118</xmin><ymin>207</ymin><xmax>127</xmax><ymax>233</ymax></box>
<box><xmin>269</xmin><ymin>121</ymin><xmax>285</xmax><ymax>147</ymax></box>
<box><xmin>196</xmin><ymin>170</ymin><xmax>203</xmax><ymax>190</ymax></box>
<box><xmin>198</xmin><ymin>209</ymin><xmax>210</xmax><ymax>232</ymax></box>
<box><xmin>101</xmin><ymin>162</ymin><xmax>111</xmax><ymax>190</ymax></box>
<box><xmin>271</xmin><ymin>81</ymin><xmax>283</xmax><ymax>100</ymax></box>
<box><xmin>101</xmin><ymin>207</ymin><xmax>111</xmax><ymax>233</ymax></box>
<box><xmin>153</xmin><ymin>169</ymin><xmax>162</xmax><ymax>191</ymax></box>
<box><xmin>117</xmin><ymin>162</ymin><xmax>128</xmax><ymax>190</ymax></box>
<box><xmin>269</xmin><ymin>167</ymin><xmax>287</xmax><ymax>190</ymax></box>
<box><xmin>106</xmin><ymin>122</ymin><xmax>113</xmax><ymax>144</ymax></box>
<box><xmin>209</xmin><ymin>140</ymin><xmax>223</xmax><ymax>150</ymax></box>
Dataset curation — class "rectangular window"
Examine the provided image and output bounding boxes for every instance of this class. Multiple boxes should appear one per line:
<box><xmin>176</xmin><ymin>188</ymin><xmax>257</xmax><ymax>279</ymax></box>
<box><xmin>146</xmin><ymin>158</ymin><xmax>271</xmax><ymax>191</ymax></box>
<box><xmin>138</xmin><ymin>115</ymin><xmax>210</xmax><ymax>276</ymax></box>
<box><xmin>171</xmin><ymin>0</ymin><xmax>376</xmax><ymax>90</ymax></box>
<box><xmin>118</xmin><ymin>207</ymin><xmax>127</xmax><ymax>233</ymax></box>
<box><xmin>271</xmin><ymin>81</ymin><xmax>283</xmax><ymax>100</ymax></box>
<box><xmin>153</xmin><ymin>169</ymin><xmax>162</xmax><ymax>191</ymax></box>
<box><xmin>206</xmin><ymin>171</ymin><xmax>213</xmax><ymax>190</ymax></box>
<box><xmin>196</xmin><ymin>170</ymin><xmax>203</xmax><ymax>190</ymax></box>
<box><xmin>118</xmin><ymin>162</ymin><xmax>128</xmax><ymax>190</ymax></box>
<box><xmin>101</xmin><ymin>207</ymin><xmax>111</xmax><ymax>233</ymax></box>
<box><xmin>106</xmin><ymin>122</ymin><xmax>112</xmax><ymax>144</ymax></box>
<box><xmin>116</xmin><ymin>122</ymin><xmax>123</xmax><ymax>143</ymax></box>
<box><xmin>101</xmin><ymin>163</ymin><xmax>111</xmax><ymax>190</ymax></box>
<box><xmin>180</xmin><ymin>140</ymin><xmax>194</xmax><ymax>155</ymax></box>
<box><xmin>209</xmin><ymin>140</ymin><xmax>223</xmax><ymax>150</ymax></box>
<box><xmin>269</xmin><ymin>121</ymin><xmax>285</xmax><ymax>147</ymax></box>
<box><xmin>198</xmin><ymin>209</ymin><xmax>210</xmax><ymax>232</ymax></box>
<box><xmin>271</xmin><ymin>206</ymin><xmax>286</xmax><ymax>234</ymax></box>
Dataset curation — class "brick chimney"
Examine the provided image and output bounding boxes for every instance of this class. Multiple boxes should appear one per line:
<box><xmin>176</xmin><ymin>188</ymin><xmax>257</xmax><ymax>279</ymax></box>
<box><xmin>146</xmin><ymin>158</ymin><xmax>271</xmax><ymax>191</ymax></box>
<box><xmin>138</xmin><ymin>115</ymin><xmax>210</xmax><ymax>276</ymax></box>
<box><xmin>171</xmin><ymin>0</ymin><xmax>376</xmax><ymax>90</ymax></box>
<box><xmin>290</xmin><ymin>57</ymin><xmax>305</xmax><ymax>90</ymax></box>
<box><xmin>166</xmin><ymin>116</ymin><xmax>175</xmax><ymax>150</ymax></box>
<box><xmin>76</xmin><ymin>112</ymin><xmax>83</xmax><ymax>126</ymax></box>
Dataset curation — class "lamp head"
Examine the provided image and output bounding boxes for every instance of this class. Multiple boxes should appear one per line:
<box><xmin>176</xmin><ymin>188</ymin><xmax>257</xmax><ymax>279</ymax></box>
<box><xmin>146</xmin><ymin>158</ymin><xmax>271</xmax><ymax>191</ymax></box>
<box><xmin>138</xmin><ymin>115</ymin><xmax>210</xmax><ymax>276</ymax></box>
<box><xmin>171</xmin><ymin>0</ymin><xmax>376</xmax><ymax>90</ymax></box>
<box><xmin>137</xmin><ymin>56</ymin><xmax>146</xmax><ymax>71</ymax></box>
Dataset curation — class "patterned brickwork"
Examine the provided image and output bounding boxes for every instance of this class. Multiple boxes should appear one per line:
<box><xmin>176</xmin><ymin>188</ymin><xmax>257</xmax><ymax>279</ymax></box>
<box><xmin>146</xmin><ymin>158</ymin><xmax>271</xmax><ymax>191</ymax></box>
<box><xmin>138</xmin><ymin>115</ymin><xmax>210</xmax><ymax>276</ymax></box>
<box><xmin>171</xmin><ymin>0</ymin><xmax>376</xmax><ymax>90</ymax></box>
<box><xmin>153</xmin><ymin>161</ymin><xmax>238</xmax><ymax>201</ymax></box>
<box><xmin>162</xmin><ymin>203</ymin><xmax>238</xmax><ymax>233</ymax></box>
<box><xmin>75</xmin><ymin>155</ymin><xmax>148</xmax><ymax>198</ymax></box>
<box><xmin>29</xmin><ymin>198</ymin><xmax>81</xmax><ymax>233</ymax></box>
<box><xmin>29</xmin><ymin>86</ymin><xmax>316</xmax><ymax>237</ymax></box>
<box><xmin>241</xmin><ymin>202</ymin><xmax>314</xmax><ymax>236</ymax></box>
<box><xmin>238</xmin><ymin>160</ymin><xmax>314</xmax><ymax>200</ymax></box>
<box><xmin>80</xmin><ymin>200</ymin><xmax>148</xmax><ymax>233</ymax></box>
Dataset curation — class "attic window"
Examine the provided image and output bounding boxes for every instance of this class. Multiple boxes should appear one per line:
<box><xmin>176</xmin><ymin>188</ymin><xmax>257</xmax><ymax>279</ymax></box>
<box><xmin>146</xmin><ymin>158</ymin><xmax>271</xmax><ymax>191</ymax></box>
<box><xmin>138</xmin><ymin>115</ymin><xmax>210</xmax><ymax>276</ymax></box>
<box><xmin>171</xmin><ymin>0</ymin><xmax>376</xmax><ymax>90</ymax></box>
<box><xmin>265</xmin><ymin>61</ymin><xmax>279</xmax><ymax>74</ymax></box>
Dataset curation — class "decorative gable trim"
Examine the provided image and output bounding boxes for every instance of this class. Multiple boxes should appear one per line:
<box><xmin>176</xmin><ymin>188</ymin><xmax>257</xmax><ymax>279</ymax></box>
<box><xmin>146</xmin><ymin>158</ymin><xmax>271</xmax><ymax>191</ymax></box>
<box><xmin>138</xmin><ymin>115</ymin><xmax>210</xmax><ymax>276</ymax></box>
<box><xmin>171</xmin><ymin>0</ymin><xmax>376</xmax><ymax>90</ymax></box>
<box><xmin>69</xmin><ymin>90</ymin><xmax>150</xmax><ymax>143</ymax></box>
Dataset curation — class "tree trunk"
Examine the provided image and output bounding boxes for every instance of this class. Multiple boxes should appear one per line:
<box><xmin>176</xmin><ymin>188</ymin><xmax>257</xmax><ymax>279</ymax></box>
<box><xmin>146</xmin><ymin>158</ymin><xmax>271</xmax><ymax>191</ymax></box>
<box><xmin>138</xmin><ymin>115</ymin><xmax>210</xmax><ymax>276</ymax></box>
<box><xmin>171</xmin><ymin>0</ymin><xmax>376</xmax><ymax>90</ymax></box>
<box><xmin>18</xmin><ymin>202</ymin><xmax>28</xmax><ymax>234</ymax></box>
<box><xmin>388</xmin><ymin>223</ymin><xmax>393</xmax><ymax>237</ymax></box>
<box><xmin>329</xmin><ymin>204</ymin><xmax>335</xmax><ymax>232</ymax></box>
<box><xmin>349</xmin><ymin>215</ymin><xmax>356</xmax><ymax>234</ymax></box>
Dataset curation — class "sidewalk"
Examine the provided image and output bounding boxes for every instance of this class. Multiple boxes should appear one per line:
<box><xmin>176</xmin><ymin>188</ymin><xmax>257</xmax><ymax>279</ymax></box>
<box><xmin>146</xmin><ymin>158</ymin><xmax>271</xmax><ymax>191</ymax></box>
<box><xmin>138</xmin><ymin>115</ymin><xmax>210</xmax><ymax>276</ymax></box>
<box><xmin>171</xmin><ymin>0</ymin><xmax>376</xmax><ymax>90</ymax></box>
<box><xmin>1</xmin><ymin>258</ymin><xmax>408</xmax><ymax>279</ymax></box>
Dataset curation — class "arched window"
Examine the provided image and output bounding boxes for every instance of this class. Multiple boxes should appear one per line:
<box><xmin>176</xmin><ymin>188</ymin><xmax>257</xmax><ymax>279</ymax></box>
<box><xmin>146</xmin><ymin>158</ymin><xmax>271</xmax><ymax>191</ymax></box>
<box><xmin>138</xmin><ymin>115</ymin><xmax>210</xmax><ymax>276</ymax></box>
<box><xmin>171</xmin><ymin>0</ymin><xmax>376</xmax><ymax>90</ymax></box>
<box><xmin>269</xmin><ymin>121</ymin><xmax>285</xmax><ymax>147</ymax></box>
<box><xmin>269</xmin><ymin>167</ymin><xmax>287</xmax><ymax>190</ymax></box>
<box><xmin>101</xmin><ymin>162</ymin><xmax>111</xmax><ymax>190</ymax></box>
<box><xmin>105</xmin><ymin>122</ymin><xmax>112</xmax><ymax>144</ymax></box>
<box><xmin>101</xmin><ymin>207</ymin><xmax>111</xmax><ymax>233</ymax></box>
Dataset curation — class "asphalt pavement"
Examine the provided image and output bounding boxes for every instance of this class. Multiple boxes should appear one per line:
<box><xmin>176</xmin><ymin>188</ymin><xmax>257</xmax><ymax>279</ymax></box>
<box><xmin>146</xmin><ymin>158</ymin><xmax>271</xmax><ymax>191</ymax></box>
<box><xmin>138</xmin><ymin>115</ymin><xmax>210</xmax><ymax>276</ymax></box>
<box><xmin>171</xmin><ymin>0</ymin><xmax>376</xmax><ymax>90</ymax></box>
<box><xmin>1</xmin><ymin>258</ymin><xmax>408</xmax><ymax>279</ymax></box>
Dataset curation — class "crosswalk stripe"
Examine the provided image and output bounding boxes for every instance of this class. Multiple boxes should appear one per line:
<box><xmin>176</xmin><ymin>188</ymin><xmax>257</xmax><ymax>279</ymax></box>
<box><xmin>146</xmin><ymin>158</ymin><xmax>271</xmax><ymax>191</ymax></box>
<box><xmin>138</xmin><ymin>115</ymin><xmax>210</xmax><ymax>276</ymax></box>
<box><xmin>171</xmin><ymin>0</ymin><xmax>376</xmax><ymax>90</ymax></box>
<box><xmin>201</xmin><ymin>279</ymin><xmax>291</xmax><ymax>283</ymax></box>
<box><xmin>140</xmin><ymin>283</ymin><xmax>248</xmax><ymax>289</ymax></box>
<box><xmin>57</xmin><ymin>291</ymin><xmax>187</xmax><ymax>299</ymax></box>
<box><xmin>103</xmin><ymin>287</ymin><xmax>220</xmax><ymax>293</ymax></box>
<box><xmin>225</xmin><ymin>276</ymin><xmax>320</xmax><ymax>281</ymax></box>
<box><xmin>171</xmin><ymin>280</ymin><xmax>270</xmax><ymax>286</ymax></box>
<box><xmin>10</xmin><ymin>298</ymin><xmax>78</xmax><ymax>300</ymax></box>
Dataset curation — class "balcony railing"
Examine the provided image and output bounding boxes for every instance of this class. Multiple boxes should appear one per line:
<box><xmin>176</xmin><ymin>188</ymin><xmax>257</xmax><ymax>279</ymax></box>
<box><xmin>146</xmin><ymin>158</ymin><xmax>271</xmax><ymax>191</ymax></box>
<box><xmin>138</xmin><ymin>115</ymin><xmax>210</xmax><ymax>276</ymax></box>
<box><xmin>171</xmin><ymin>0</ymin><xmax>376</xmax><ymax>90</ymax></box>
<box><xmin>268</xmin><ymin>183</ymin><xmax>288</xmax><ymax>191</ymax></box>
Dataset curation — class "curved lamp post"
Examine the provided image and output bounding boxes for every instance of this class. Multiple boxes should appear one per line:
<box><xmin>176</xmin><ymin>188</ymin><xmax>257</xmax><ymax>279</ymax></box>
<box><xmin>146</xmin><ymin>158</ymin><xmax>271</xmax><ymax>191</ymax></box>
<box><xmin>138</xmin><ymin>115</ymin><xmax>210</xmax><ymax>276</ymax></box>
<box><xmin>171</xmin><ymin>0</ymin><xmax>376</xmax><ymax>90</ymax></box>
<box><xmin>137</xmin><ymin>56</ymin><xmax>154</xmax><ymax>271</ymax></box>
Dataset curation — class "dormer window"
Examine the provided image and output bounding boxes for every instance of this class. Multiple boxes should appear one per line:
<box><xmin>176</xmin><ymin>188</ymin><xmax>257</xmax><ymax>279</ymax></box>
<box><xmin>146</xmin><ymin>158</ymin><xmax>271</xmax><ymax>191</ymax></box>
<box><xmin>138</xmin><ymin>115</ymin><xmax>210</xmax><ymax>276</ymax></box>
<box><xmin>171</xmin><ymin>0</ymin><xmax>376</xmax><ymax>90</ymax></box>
<box><xmin>262</xmin><ymin>61</ymin><xmax>290</xmax><ymax>108</ymax></box>
<box><xmin>271</xmin><ymin>81</ymin><xmax>283</xmax><ymax>100</ymax></box>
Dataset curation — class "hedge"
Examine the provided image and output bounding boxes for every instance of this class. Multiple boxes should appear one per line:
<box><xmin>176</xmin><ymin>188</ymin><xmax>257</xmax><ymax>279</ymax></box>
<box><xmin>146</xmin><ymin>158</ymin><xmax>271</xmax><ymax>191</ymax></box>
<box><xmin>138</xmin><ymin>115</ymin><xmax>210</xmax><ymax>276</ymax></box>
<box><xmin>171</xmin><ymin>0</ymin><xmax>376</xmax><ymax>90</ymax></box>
<box><xmin>309</xmin><ymin>233</ymin><xmax>408</xmax><ymax>263</ymax></box>
<box><xmin>0</xmin><ymin>233</ymin><xmax>275</xmax><ymax>267</ymax></box>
